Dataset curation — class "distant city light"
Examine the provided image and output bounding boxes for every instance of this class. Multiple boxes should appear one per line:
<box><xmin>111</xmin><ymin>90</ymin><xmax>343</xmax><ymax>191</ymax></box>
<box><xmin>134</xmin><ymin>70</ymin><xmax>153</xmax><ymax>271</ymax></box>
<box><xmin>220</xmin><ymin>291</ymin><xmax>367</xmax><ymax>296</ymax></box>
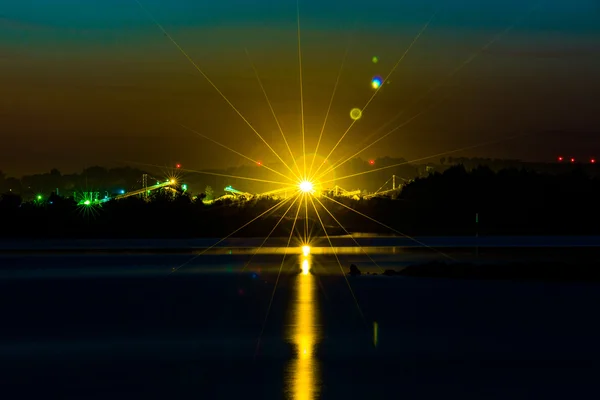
<box><xmin>372</xmin><ymin>56</ymin><xmax>379</xmax><ymax>63</ymax></box>
<box><xmin>36</xmin><ymin>195</ymin><xmax>42</xmax><ymax>201</ymax></box>
<box><xmin>369</xmin><ymin>160</ymin><xmax>375</xmax><ymax>165</ymax></box>
<box><xmin>571</xmin><ymin>158</ymin><xmax>576</xmax><ymax>163</ymax></box>
<box><xmin>256</xmin><ymin>161</ymin><xmax>262</xmax><ymax>166</ymax></box>
<box><xmin>182</xmin><ymin>184</ymin><xmax>188</xmax><ymax>191</ymax></box>
<box><xmin>592</xmin><ymin>159</ymin><xmax>596</xmax><ymax>164</ymax></box>
<box><xmin>558</xmin><ymin>156</ymin><xmax>563</xmax><ymax>162</ymax></box>
<box><xmin>119</xmin><ymin>189</ymin><xmax>125</xmax><ymax>194</ymax></box>
<box><xmin>176</xmin><ymin>164</ymin><xmax>181</xmax><ymax>168</ymax></box>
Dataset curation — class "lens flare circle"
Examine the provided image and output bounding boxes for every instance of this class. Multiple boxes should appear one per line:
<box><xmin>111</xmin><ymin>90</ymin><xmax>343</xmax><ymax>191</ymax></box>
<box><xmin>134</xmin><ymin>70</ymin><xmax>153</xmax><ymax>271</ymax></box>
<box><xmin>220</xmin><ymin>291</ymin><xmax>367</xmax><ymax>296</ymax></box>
<box><xmin>350</xmin><ymin>108</ymin><xmax>362</xmax><ymax>121</ymax></box>
<box><xmin>371</xmin><ymin>76</ymin><xmax>383</xmax><ymax>89</ymax></box>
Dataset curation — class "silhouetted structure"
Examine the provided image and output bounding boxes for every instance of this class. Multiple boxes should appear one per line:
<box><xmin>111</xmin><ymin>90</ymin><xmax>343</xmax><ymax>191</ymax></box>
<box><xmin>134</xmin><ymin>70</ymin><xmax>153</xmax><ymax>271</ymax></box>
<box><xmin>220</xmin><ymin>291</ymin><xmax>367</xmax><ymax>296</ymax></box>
<box><xmin>2</xmin><ymin>164</ymin><xmax>600</xmax><ymax>238</ymax></box>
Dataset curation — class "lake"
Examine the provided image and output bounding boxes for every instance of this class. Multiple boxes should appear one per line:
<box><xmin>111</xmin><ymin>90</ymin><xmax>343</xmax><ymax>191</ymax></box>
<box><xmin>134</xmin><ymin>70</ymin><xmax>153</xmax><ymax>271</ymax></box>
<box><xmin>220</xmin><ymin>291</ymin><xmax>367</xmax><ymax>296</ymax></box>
<box><xmin>1</xmin><ymin>241</ymin><xmax>600</xmax><ymax>398</ymax></box>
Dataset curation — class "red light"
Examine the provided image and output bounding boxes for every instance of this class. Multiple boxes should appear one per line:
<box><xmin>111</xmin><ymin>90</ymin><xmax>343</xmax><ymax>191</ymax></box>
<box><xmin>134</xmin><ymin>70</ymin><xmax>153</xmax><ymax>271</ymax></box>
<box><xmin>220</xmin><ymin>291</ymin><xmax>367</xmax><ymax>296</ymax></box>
<box><xmin>256</xmin><ymin>161</ymin><xmax>262</xmax><ymax>166</ymax></box>
<box><xmin>557</xmin><ymin>156</ymin><xmax>563</xmax><ymax>162</ymax></box>
<box><xmin>369</xmin><ymin>160</ymin><xmax>375</xmax><ymax>165</ymax></box>
<box><xmin>176</xmin><ymin>164</ymin><xmax>181</xmax><ymax>168</ymax></box>
<box><xmin>571</xmin><ymin>158</ymin><xmax>576</xmax><ymax>163</ymax></box>
<box><xmin>592</xmin><ymin>159</ymin><xmax>596</xmax><ymax>164</ymax></box>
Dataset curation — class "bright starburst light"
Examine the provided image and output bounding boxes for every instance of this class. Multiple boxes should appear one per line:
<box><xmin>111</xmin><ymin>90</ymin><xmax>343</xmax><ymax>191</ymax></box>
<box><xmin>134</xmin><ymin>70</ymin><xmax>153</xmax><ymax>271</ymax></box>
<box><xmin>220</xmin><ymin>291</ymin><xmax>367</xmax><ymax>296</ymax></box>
<box><xmin>302</xmin><ymin>245</ymin><xmax>311</xmax><ymax>257</ymax></box>
<box><xmin>133</xmin><ymin>0</ymin><xmax>539</xmax><ymax>271</ymax></box>
<box><xmin>133</xmin><ymin>0</ymin><xmax>540</xmax><ymax>286</ymax></box>
<box><xmin>132</xmin><ymin>1</ymin><xmax>543</xmax><ymax>381</ymax></box>
<box><xmin>299</xmin><ymin>180</ymin><xmax>314</xmax><ymax>193</ymax></box>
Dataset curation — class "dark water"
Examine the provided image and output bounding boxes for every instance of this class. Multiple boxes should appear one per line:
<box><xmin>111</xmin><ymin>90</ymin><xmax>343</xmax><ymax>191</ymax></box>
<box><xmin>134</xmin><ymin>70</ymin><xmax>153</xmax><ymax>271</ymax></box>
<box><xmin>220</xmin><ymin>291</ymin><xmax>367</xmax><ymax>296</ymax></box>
<box><xmin>1</xmin><ymin>250</ymin><xmax>600</xmax><ymax>398</ymax></box>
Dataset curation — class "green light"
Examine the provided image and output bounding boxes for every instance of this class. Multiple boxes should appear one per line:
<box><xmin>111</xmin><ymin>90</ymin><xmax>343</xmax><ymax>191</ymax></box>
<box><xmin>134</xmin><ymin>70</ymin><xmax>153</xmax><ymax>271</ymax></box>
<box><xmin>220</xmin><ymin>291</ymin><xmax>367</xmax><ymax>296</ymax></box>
<box><xmin>36</xmin><ymin>195</ymin><xmax>42</xmax><ymax>201</ymax></box>
<box><xmin>84</xmin><ymin>200</ymin><xmax>91</xmax><ymax>205</ymax></box>
<box><xmin>182</xmin><ymin>184</ymin><xmax>188</xmax><ymax>191</ymax></box>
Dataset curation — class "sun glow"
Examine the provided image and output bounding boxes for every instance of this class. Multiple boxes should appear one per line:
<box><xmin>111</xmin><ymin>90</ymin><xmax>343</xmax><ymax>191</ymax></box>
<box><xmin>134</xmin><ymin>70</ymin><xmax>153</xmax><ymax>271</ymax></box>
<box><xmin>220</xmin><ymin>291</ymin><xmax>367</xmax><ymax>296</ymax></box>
<box><xmin>299</xmin><ymin>180</ymin><xmax>314</xmax><ymax>193</ymax></box>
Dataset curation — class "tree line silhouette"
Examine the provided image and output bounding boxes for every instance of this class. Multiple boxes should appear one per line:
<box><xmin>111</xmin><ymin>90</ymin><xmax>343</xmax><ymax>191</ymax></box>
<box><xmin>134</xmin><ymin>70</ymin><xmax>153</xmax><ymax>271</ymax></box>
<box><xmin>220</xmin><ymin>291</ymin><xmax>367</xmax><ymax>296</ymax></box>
<box><xmin>2</xmin><ymin>163</ymin><xmax>600</xmax><ymax>238</ymax></box>
<box><xmin>3</xmin><ymin>156</ymin><xmax>597</xmax><ymax>201</ymax></box>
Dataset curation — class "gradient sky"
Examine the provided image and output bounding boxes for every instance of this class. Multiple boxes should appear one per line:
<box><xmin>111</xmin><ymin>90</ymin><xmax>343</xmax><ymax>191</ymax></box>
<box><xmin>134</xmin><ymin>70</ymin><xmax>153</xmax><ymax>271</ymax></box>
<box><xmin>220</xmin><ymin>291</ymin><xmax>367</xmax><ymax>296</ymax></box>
<box><xmin>1</xmin><ymin>0</ymin><xmax>599</xmax><ymax>176</ymax></box>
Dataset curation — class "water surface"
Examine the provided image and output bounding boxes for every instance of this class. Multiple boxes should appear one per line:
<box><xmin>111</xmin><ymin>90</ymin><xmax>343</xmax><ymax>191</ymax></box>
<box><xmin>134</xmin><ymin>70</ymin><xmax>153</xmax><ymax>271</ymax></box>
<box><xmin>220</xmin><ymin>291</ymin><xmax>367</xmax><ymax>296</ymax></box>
<box><xmin>1</xmin><ymin>248</ymin><xmax>599</xmax><ymax>398</ymax></box>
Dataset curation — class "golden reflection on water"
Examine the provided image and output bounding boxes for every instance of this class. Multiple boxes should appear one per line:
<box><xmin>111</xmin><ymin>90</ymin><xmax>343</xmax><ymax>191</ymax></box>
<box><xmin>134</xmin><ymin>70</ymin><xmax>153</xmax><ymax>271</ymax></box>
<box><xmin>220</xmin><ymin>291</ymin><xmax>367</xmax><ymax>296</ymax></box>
<box><xmin>285</xmin><ymin>254</ymin><xmax>321</xmax><ymax>400</ymax></box>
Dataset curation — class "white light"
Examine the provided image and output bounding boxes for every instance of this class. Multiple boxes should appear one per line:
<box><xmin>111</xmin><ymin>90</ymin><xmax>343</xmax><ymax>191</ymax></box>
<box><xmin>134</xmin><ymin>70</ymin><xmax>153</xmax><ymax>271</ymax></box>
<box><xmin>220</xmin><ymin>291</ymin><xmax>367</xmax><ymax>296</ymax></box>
<box><xmin>302</xmin><ymin>245</ymin><xmax>311</xmax><ymax>256</ymax></box>
<box><xmin>302</xmin><ymin>259</ymin><xmax>309</xmax><ymax>275</ymax></box>
<box><xmin>299</xmin><ymin>180</ymin><xmax>313</xmax><ymax>193</ymax></box>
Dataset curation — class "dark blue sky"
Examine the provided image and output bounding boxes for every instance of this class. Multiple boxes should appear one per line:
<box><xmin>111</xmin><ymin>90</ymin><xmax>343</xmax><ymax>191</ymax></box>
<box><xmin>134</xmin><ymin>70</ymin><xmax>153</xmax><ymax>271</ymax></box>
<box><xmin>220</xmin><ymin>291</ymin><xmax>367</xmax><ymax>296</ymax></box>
<box><xmin>3</xmin><ymin>1</ymin><xmax>598</xmax><ymax>31</ymax></box>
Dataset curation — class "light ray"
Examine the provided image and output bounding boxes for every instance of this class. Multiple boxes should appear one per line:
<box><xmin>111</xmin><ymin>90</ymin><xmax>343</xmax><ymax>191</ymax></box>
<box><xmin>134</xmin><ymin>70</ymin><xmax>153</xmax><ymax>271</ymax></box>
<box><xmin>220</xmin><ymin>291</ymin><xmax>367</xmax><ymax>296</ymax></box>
<box><xmin>322</xmin><ymin>194</ymin><xmax>454</xmax><ymax>261</ymax></box>
<box><xmin>170</xmin><ymin>196</ymin><xmax>292</xmax><ymax>275</ymax></box>
<box><xmin>308</xmin><ymin>32</ymin><xmax>351</xmax><ymax>177</ymax></box>
<box><xmin>319</xmin><ymin>3</ymin><xmax>541</xmax><ymax>178</ymax></box>
<box><xmin>260</xmin><ymin>185</ymin><xmax>300</xmax><ymax>198</ymax></box>
<box><xmin>316</xmin><ymin>95</ymin><xmax>444</xmax><ymax>179</ymax></box>
<box><xmin>313</xmin><ymin>196</ymin><xmax>384</xmax><ymax>274</ymax></box>
<box><xmin>178</xmin><ymin>169</ymin><xmax>290</xmax><ymax>186</ymax></box>
<box><xmin>304</xmin><ymin>194</ymin><xmax>309</xmax><ymax>244</ymax></box>
<box><xmin>255</xmin><ymin>197</ymin><xmax>303</xmax><ymax>357</ymax></box>
<box><xmin>296</xmin><ymin>0</ymin><xmax>307</xmax><ymax>177</ymax></box>
<box><xmin>312</xmin><ymin>14</ymin><xmax>435</xmax><ymax>179</ymax></box>
<box><xmin>241</xmin><ymin>194</ymin><xmax>301</xmax><ymax>273</ymax></box>
<box><xmin>179</xmin><ymin>124</ymin><xmax>296</xmax><ymax>184</ymax></box>
<box><xmin>244</xmin><ymin>49</ymin><xmax>303</xmax><ymax>178</ymax></box>
<box><xmin>319</xmin><ymin>131</ymin><xmax>531</xmax><ymax>185</ymax></box>
<box><xmin>309</xmin><ymin>196</ymin><xmax>365</xmax><ymax>322</ymax></box>
<box><xmin>123</xmin><ymin>160</ymin><xmax>291</xmax><ymax>186</ymax></box>
<box><xmin>133</xmin><ymin>0</ymin><xmax>299</xmax><ymax>181</ymax></box>
<box><xmin>373</xmin><ymin>176</ymin><xmax>393</xmax><ymax>196</ymax></box>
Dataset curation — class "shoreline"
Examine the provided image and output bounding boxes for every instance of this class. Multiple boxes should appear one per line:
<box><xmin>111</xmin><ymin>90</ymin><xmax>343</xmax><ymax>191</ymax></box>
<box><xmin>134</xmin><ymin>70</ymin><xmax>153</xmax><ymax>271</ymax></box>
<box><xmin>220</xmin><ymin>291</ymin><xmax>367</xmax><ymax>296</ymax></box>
<box><xmin>361</xmin><ymin>261</ymin><xmax>600</xmax><ymax>282</ymax></box>
<box><xmin>2</xmin><ymin>236</ymin><xmax>600</xmax><ymax>252</ymax></box>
